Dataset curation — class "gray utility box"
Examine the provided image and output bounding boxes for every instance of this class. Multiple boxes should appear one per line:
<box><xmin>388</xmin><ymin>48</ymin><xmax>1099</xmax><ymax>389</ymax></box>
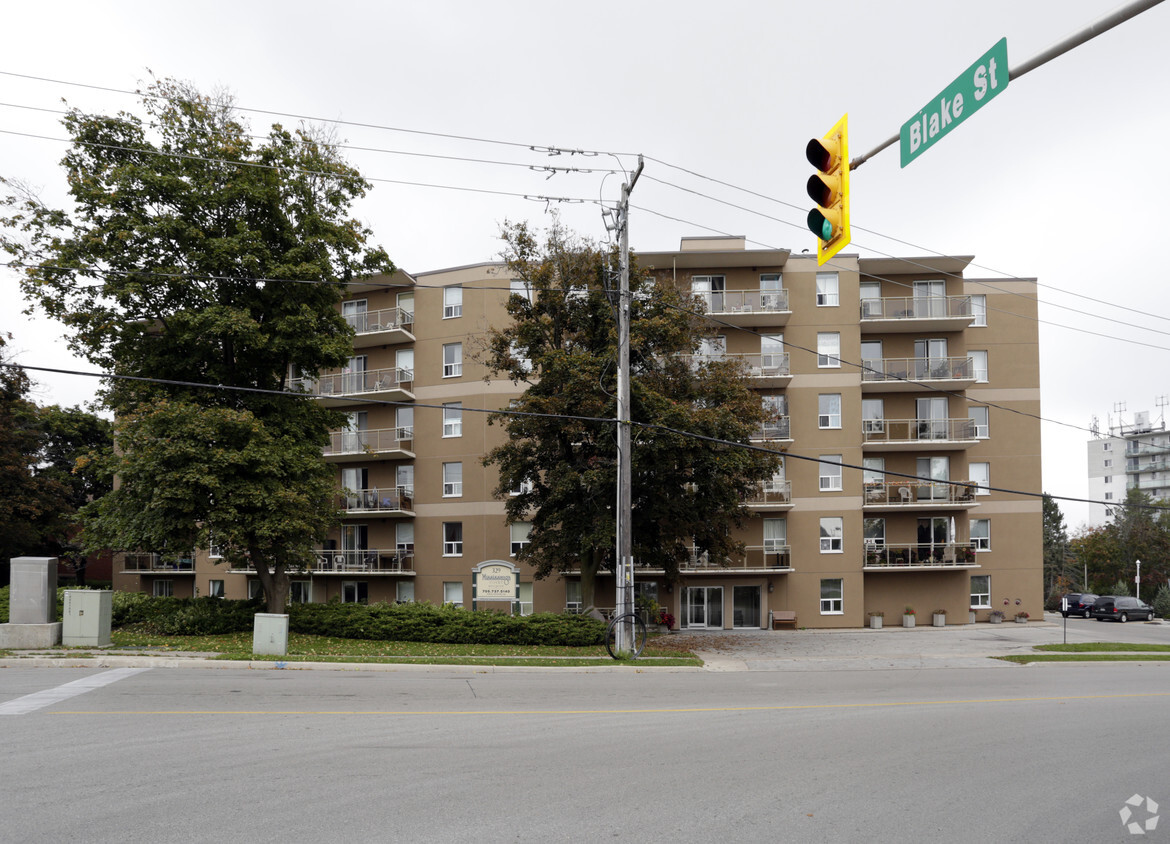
<box><xmin>253</xmin><ymin>613</ymin><xmax>289</xmax><ymax>656</ymax></box>
<box><xmin>62</xmin><ymin>590</ymin><xmax>113</xmax><ymax>647</ymax></box>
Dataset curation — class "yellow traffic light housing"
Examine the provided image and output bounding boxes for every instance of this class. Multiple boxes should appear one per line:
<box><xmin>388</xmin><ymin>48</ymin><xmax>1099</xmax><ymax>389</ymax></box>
<box><xmin>805</xmin><ymin>114</ymin><xmax>850</xmax><ymax>266</ymax></box>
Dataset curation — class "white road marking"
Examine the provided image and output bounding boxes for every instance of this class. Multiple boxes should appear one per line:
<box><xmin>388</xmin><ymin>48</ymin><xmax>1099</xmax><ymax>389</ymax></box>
<box><xmin>0</xmin><ymin>668</ymin><xmax>152</xmax><ymax>715</ymax></box>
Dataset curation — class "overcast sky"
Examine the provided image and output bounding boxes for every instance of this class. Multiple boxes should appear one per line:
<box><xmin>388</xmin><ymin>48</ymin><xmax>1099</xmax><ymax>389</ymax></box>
<box><xmin>3</xmin><ymin>0</ymin><xmax>1169</xmax><ymax>530</ymax></box>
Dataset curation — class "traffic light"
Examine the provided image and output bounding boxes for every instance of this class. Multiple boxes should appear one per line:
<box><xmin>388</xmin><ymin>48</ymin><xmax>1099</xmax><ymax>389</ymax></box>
<box><xmin>805</xmin><ymin>113</ymin><xmax>850</xmax><ymax>266</ymax></box>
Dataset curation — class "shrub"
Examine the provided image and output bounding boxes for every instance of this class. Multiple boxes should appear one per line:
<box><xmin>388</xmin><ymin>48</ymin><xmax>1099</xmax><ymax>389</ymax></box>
<box><xmin>115</xmin><ymin>595</ymin><xmax>261</xmax><ymax>635</ymax></box>
<box><xmin>1107</xmin><ymin>579</ymin><xmax>1131</xmax><ymax>598</ymax></box>
<box><xmin>1152</xmin><ymin>585</ymin><xmax>1170</xmax><ymax>620</ymax></box>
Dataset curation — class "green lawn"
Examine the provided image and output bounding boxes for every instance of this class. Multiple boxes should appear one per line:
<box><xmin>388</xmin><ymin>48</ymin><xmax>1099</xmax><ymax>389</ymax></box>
<box><xmin>1033</xmin><ymin>642</ymin><xmax>1170</xmax><ymax>653</ymax></box>
<box><xmin>998</xmin><ymin>653</ymin><xmax>1170</xmax><ymax>664</ymax></box>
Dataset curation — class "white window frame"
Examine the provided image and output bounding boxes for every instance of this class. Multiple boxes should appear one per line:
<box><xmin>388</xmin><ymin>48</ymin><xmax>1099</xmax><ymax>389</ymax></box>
<box><xmin>510</xmin><ymin>279</ymin><xmax>534</xmax><ymax>303</ymax></box>
<box><xmin>208</xmin><ymin>579</ymin><xmax>225</xmax><ymax>599</ymax></box>
<box><xmin>153</xmin><ymin>580</ymin><xmax>174</xmax><ymax>598</ymax></box>
<box><xmin>396</xmin><ymin>581</ymin><xmax>415</xmax><ymax>603</ymax></box>
<box><xmin>290</xmin><ymin>581</ymin><xmax>312</xmax><ymax>604</ymax></box>
<box><xmin>510</xmin><ymin>478</ymin><xmax>535</xmax><ymax>496</ymax></box>
<box><xmin>443</xmin><ymin>522</ymin><xmax>463</xmax><ymax>557</ymax></box>
<box><xmin>818</xmin><ymin>393</ymin><xmax>842</xmax><ymax>429</ymax></box>
<box><xmin>970</xmin><ymin>406</ymin><xmax>989</xmax><ymax>438</ymax></box>
<box><xmin>970</xmin><ymin>575</ymin><xmax>991</xmax><ymax>609</ymax></box>
<box><xmin>970</xmin><ymin>294</ymin><xmax>987</xmax><ymax>326</ymax></box>
<box><xmin>971</xmin><ymin>462</ymin><xmax>990</xmax><ymax>496</ymax></box>
<box><xmin>970</xmin><ymin>350</ymin><xmax>988</xmax><ymax>382</ymax></box>
<box><xmin>763</xmin><ymin>517</ymin><xmax>787</xmax><ymax>552</ymax></box>
<box><xmin>443</xmin><ymin>285</ymin><xmax>463</xmax><ymax>319</ymax></box>
<box><xmin>819</xmin><ymin>578</ymin><xmax>844</xmax><ymax>614</ymax></box>
<box><xmin>442</xmin><ymin>402</ymin><xmax>463</xmax><ymax>438</ymax></box>
<box><xmin>863</xmin><ymin>517</ymin><xmax>886</xmax><ymax>547</ymax></box>
<box><xmin>443</xmin><ymin>342</ymin><xmax>463</xmax><ymax>378</ymax></box>
<box><xmin>971</xmin><ymin>518</ymin><xmax>991</xmax><ymax>552</ymax></box>
<box><xmin>819</xmin><ymin>455</ymin><xmax>843</xmax><ymax>492</ymax></box>
<box><xmin>442</xmin><ymin>462</ymin><xmax>463</xmax><ymax>498</ymax></box>
<box><xmin>443</xmin><ymin>581</ymin><xmax>464</xmax><ymax>608</ymax></box>
<box><xmin>819</xmin><ymin>517</ymin><xmax>844</xmax><ymax>553</ymax></box>
<box><xmin>815</xmin><ymin>272</ymin><xmax>839</xmax><ymax>307</ymax></box>
<box><xmin>510</xmin><ymin>522</ymin><xmax>532</xmax><ymax>556</ymax></box>
<box><xmin>817</xmin><ymin>332</ymin><xmax>841</xmax><ymax>368</ymax></box>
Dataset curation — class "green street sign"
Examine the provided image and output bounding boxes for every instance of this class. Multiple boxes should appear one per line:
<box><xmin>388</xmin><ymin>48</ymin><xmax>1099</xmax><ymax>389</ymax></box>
<box><xmin>900</xmin><ymin>37</ymin><xmax>1009</xmax><ymax>167</ymax></box>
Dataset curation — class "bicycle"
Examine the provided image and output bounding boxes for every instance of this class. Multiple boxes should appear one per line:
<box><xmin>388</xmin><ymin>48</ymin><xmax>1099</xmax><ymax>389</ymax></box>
<box><xmin>604</xmin><ymin>611</ymin><xmax>648</xmax><ymax>659</ymax></box>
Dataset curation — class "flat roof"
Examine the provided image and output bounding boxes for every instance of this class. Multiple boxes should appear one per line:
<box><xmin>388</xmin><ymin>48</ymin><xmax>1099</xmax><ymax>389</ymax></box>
<box><xmin>859</xmin><ymin>255</ymin><xmax>974</xmax><ymax>276</ymax></box>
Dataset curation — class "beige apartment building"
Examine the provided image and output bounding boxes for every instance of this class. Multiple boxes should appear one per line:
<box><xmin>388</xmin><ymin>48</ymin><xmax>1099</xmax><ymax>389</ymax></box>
<box><xmin>112</xmin><ymin>236</ymin><xmax>1043</xmax><ymax>628</ymax></box>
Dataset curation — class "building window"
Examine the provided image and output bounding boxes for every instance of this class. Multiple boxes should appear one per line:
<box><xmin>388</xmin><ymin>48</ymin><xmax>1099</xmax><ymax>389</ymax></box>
<box><xmin>443</xmin><ymin>581</ymin><xmax>464</xmax><ymax>608</ymax></box>
<box><xmin>970</xmin><ymin>294</ymin><xmax>987</xmax><ymax>326</ymax></box>
<box><xmin>970</xmin><ymin>575</ymin><xmax>991</xmax><ymax>608</ymax></box>
<box><xmin>970</xmin><ymin>406</ymin><xmax>989</xmax><ymax>438</ymax></box>
<box><xmin>971</xmin><ymin>519</ymin><xmax>991</xmax><ymax>551</ymax></box>
<box><xmin>818</xmin><ymin>393</ymin><xmax>842</xmax><ymax>429</ymax></box>
<box><xmin>566</xmin><ymin>580</ymin><xmax>583</xmax><ymax>612</ymax></box>
<box><xmin>1104</xmin><ymin>475</ymin><xmax>1112</xmax><ymax>484</ymax></box>
<box><xmin>511</xmin><ymin>478</ymin><xmax>535</xmax><ymax>496</ymax></box>
<box><xmin>971</xmin><ymin>462</ymin><xmax>990</xmax><ymax>495</ymax></box>
<box><xmin>443</xmin><ymin>522</ymin><xmax>463</xmax><ymax>556</ymax></box>
<box><xmin>1103</xmin><ymin>442</ymin><xmax>1112</xmax><ymax>451</ymax></box>
<box><xmin>153</xmin><ymin>579</ymin><xmax>174</xmax><ymax>598</ymax></box>
<box><xmin>1103</xmin><ymin>459</ymin><xmax>1112</xmax><ymax>468</ymax></box>
<box><xmin>816</xmin><ymin>272</ymin><xmax>839</xmax><ymax>307</ymax></box>
<box><xmin>819</xmin><ymin>455</ymin><xmax>843</xmax><ymax>492</ymax></box>
<box><xmin>443</xmin><ymin>342</ymin><xmax>463</xmax><ymax>378</ymax></box>
<box><xmin>396</xmin><ymin>581</ymin><xmax>415</xmax><ymax>603</ymax></box>
<box><xmin>397</xmin><ymin>464</ymin><xmax>414</xmax><ymax>497</ymax></box>
<box><xmin>1105</xmin><ymin>492</ymin><xmax>1114</xmax><ymax>500</ymax></box>
<box><xmin>509</xmin><ymin>340</ymin><xmax>533</xmax><ymax>374</ymax></box>
<box><xmin>862</xmin><ymin>398</ymin><xmax>884</xmax><ymax>435</ymax></box>
<box><xmin>763</xmin><ymin>518</ymin><xmax>787</xmax><ymax>552</ymax></box>
<box><xmin>510</xmin><ymin>522</ymin><xmax>532</xmax><ymax>556</ymax></box>
<box><xmin>819</xmin><ymin>578</ymin><xmax>843</xmax><ymax>614</ymax></box>
<box><xmin>396</xmin><ymin>522</ymin><xmax>415</xmax><ymax>559</ymax></box>
<box><xmin>396</xmin><ymin>406</ymin><xmax>414</xmax><ymax>440</ymax></box>
<box><xmin>443</xmin><ymin>285</ymin><xmax>463</xmax><ymax>319</ymax></box>
<box><xmin>442</xmin><ymin>402</ymin><xmax>463</xmax><ymax>438</ymax></box>
<box><xmin>817</xmin><ymin>332</ymin><xmax>841</xmax><ymax>368</ymax></box>
<box><xmin>442</xmin><ymin>462</ymin><xmax>463</xmax><ymax>497</ymax></box>
<box><xmin>290</xmin><ymin>581</ymin><xmax>311</xmax><ymax>604</ymax></box>
<box><xmin>819</xmin><ymin>517</ymin><xmax>843</xmax><ymax>553</ymax></box>
<box><xmin>342</xmin><ymin>581</ymin><xmax>368</xmax><ymax>604</ymax></box>
<box><xmin>207</xmin><ymin>579</ymin><xmax>224</xmax><ymax>598</ymax></box>
<box><xmin>759</xmin><ymin>273</ymin><xmax>783</xmax><ymax>309</ymax></box>
<box><xmin>863</xmin><ymin>518</ymin><xmax>885</xmax><ymax>547</ymax></box>
<box><xmin>248</xmin><ymin>580</ymin><xmax>263</xmax><ymax>600</ymax></box>
<box><xmin>970</xmin><ymin>350</ymin><xmax>988</xmax><ymax>382</ymax></box>
<box><xmin>510</xmin><ymin>278</ymin><xmax>533</xmax><ymax>303</ymax></box>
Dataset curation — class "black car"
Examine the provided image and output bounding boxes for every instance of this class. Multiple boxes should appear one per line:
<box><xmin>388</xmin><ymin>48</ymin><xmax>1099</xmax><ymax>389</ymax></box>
<box><xmin>1089</xmin><ymin>595</ymin><xmax>1155</xmax><ymax>622</ymax></box>
<box><xmin>1061</xmin><ymin>593</ymin><xmax>1098</xmax><ymax>618</ymax></box>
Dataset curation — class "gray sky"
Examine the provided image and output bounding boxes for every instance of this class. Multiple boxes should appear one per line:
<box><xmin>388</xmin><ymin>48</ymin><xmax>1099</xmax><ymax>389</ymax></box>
<box><xmin>3</xmin><ymin>0</ymin><xmax>1169</xmax><ymax>530</ymax></box>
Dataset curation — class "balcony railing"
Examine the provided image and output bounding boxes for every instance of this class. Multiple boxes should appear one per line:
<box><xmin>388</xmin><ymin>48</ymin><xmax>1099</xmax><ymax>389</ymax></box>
<box><xmin>862</xmin><ymin>418</ymin><xmax>976</xmax><ymax>445</ymax></box>
<box><xmin>123</xmin><ymin>552</ymin><xmax>195</xmax><ymax>572</ymax></box>
<box><xmin>1125</xmin><ymin>459</ymin><xmax>1170</xmax><ymax>474</ymax></box>
<box><xmin>229</xmin><ymin>550</ymin><xmax>415</xmax><ymax>574</ymax></box>
<box><xmin>290</xmin><ymin>367</ymin><xmax>413</xmax><ymax>399</ymax></box>
<box><xmin>682</xmin><ymin>352</ymin><xmax>790</xmax><ymax>380</ymax></box>
<box><xmin>860</xmin><ymin>295</ymin><xmax>972</xmax><ymax>321</ymax></box>
<box><xmin>324</xmin><ymin>427</ymin><xmax>413</xmax><ymax>458</ymax></box>
<box><xmin>695</xmin><ymin>289</ymin><xmax>789</xmax><ymax>315</ymax></box>
<box><xmin>746</xmin><ymin>480</ymin><xmax>792</xmax><ymax>506</ymax></box>
<box><xmin>1134</xmin><ymin>477</ymin><xmax>1170</xmax><ymax>491</ymax></box>
<box><xmin>686</xmin><ymin>545</ymin><xmax>792</xmax><ymax>570</ymax></box>
<box><xmin>340</xmin><ymin>486</ymin><xmax>414</xmax><ymax>514</ymax></box>
<box><xmin>343</xmin><ymin>307</ymin><xmax>414</xmax><ymax>336</ymax></box>
<box><xmin>863</xmin><ymin>542</ymin><xmax>978</xmax><ymax>568</ymax></box>
<box><xmin>755</xmin><ymin>417</ymin><xmax>791</xmax><ymax>441</ymax></box>
<box><xmin>861</xmin><ymin>356</ymin><xmax>973</xmax><ymax>384</ymax></box>
<box><xmin>863</xmin><ymin>480</ymin><xmax>977</xmax><ymax>506</ymax></box>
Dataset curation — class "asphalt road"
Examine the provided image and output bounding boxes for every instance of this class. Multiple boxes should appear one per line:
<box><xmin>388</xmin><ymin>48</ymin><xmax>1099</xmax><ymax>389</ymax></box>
<box><xmin>3</xmin><ymin>652</ymin><xmax>1168</xmax><ymax>842</ymax></box>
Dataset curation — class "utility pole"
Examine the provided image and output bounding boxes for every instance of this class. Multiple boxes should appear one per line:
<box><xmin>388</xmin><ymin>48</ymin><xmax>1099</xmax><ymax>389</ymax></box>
<box><xmin>614</xmin><ymin>155</ymin><xmax>643</xmax><ymax>655</ymax></box>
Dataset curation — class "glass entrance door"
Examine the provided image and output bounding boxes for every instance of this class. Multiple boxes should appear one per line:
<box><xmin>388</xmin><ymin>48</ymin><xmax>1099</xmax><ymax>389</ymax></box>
<box><xmin>913</xmin><ymin>280</ymin><xmax>946</xmax><ymax>317</ymax></box>
<box><xmin>685</xmin><ymin>586</ymin><xmax>724</xmax><ymax>629</ymax></box>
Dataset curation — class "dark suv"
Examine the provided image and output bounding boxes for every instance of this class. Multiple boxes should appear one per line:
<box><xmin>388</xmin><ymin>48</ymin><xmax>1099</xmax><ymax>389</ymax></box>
<box><xmin>1061</xmin><ymin>593</ymin><xmax>1098</xmax><ymax>618</ymax></box>
<box><xmin>1089</xmin><ymin>595</ymin><xmax>1155</xmax><ymax>622</ymax></box>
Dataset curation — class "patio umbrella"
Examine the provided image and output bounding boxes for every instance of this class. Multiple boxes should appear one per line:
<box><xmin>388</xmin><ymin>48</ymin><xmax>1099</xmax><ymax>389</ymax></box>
<box><xmin>949</xmin><ymin>516</ymin><xmax>956</xmax><ymax>544</ymax></box>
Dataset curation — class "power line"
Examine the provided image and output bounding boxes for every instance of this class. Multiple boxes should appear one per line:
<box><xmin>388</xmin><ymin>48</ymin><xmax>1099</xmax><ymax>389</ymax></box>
<box><xmin>4</xmin><ymin>360</ymin><xmax>1165</xmax><ymax>513</ymax></box>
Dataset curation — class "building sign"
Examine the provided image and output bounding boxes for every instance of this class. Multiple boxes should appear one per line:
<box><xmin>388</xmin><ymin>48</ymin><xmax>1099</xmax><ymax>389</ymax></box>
<box><xmin>472</xmin><ymin>560</ymin><xmax>518</xmax><ymax>602</ymax></box>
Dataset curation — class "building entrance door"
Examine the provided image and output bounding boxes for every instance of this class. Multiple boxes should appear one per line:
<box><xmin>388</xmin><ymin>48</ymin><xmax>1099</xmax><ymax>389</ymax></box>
<box><xmin>685</xmin><ymin>586</ymin><xmax>724</xmax><ymax>629</ymax></box>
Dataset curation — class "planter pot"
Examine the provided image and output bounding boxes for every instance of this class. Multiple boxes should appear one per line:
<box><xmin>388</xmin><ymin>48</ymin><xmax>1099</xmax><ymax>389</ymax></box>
<box><xmin>903</xmin><ymin>614</ymin><xmax>916</xmax><ymax>628</ymax></box>
<box><xmin>989</xmin><ymin>615</ymin><xmax>1003</xmax><ymax>624</ymax></box>
<box><xmin>1015</xmin><ymin>617</ymin><xmax>1027</xmax><ymax>624</ymax></box>
<box><xmin>969</xmin><ymin>612</ymin><xmax>977</xmax><ymax>625</ymax></box>
<box><xmin>869</xmin><ymin>616</ymin><xmax>883</xmax><ymax>629</ymax></box>
<box><xmin>932</xmin><ymin>613</ymin><xmax>946</xmax><ymax>627</ymax></box>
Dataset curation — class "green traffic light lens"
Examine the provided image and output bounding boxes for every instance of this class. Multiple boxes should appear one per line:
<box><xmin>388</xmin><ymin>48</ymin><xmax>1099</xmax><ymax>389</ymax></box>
<box><xmin>820</xmin><ymin>218</ymin><xmax>833</xmax><ymax>240</ymax></box>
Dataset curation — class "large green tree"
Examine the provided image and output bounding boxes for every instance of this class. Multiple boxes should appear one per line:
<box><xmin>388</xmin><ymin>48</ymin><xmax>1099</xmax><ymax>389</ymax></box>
<box><xmin>1071</xmin><ymin>487</ymin><xmax>1170</xmax><ymax>594</ymax></box>
<box><xmin>482</xmin><ymin>220</ymin><xmax>781</xmax><ymax>611</ymax></box>
<box><xmin>1</xmin><ymin>78</ymin><xmax>393</xmax><ymax>611</ymax></box>
<box><xmin>1042</xmin><ymin>494</ymin><xmax>1073</xmax><ymax>594</ymax></box>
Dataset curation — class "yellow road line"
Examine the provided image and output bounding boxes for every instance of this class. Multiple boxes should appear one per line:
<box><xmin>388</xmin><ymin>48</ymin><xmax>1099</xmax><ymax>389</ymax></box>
<box><xmin>49</xmin><ymin>691</ymin><xmax>1170</xmax><ymax>716</ymax></box>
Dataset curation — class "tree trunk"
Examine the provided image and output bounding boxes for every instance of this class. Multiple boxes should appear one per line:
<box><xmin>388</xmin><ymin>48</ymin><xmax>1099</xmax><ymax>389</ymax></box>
<box><xmin>249</xmin><ymin>547</ymin><xmax>289</xmax><ymax>614</ymax></box>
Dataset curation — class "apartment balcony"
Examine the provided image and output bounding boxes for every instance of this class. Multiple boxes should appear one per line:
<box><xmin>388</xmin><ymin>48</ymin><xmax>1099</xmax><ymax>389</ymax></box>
<box><xmin>859</xmin><ymin>296</ymin><xmax>974</xmax><ymax>334</ymax></box>
<box><xmin>340</xmin><ymin>487</ymin><xmax>415</xmax><ymax>517</ymax></box>
<box><xmin>1133</xmin><ymin>477</ymin><xmax>1170</xmax><ymax>492</ymax></box>
<box><xmin>863</xmin><ymin>542</ymin><xmax>980</xmax><ymax>570</ymax></box>
<box><xmin>121</xmin><ymin>553</ymin><xmax>196</xmax><ymax>573</ymax></box>
<box><xmin>681</xmin><ymin>353</ymin><xmax>791</xmax><ymax>388</ymax></box>
<box><xmin>230</xmin><ymin>550</ymin><xmax>415</xmax><ymax>575</ymax></box>
<box><xmin>323</xmin><ymin>427</ymin><xmax>414</xmax><ymax>462</ymax></box>
<box><xmin>1125</xmin><ymin>443</ymin><xmax>1170</xmax><ymax>457</ymax></box>
<box><xmin>863</xmin><ymin>480</ymin><xmax>979</xmax><ymax>510</ymax></box>
<box><xmin>745</xmin><ymin>480</ymin><xmax>793</xmax><ymax>509</ymax></box>
<box><xmin>290</xmin><ymin>367</ymin><xmax>414</xmax><ymax>406</ymax></box>
<box><xmin>860</xmin><ymin>357</ymin><xmax>975</xmax><ymax>393</ymax></box>
<box><xmin>685</xmin><ymin>545</ymin><xmax>793</xmax><ymax>572</ymax></box>
<box><xmin>1124</xmin><ymin>459</ymin><xmax>1170</xmax><ymax>474</ymax></box>
<box><xmin>861</xmin><ymin>418</ymin><xmax>979</xmax><ymax>451</ymax></box>
<box><xmin>696</xmin><ymin>290</ymin><xmax>791</xmax><ymax>327</ymax></box>
<box><xmin>346</xmin><ymin>307</ymin><xmax>415</xmax><ymax>349</ymax></box>
<box><xmin>752</xmin><ymin>417</ymin><xmax>792</xmax><ymax>446</ymax></box>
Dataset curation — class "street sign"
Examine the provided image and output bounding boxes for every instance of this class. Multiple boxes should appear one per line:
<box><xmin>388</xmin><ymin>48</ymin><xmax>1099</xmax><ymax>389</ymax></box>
<box><xmin>900</xmin><ymin>37</ymin><xmax>1009</xmax><ymax>167</ymax></box>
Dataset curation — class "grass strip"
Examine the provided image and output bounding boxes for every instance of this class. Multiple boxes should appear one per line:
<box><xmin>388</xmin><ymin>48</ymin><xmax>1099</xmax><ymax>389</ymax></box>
<box><xmin>217</xmin><ymin>654</ymin><xmax>702</xmax><ymax>667</ymax></box>
<box><xmin>997</xmin><ymin>653</ymin><xmax>1170</xmax><ymax>664</ymax></box>
<box><xmin>1033</xmin><ymin>642</ymin><xmax>1170</xmax><ymax>653</ymax></box>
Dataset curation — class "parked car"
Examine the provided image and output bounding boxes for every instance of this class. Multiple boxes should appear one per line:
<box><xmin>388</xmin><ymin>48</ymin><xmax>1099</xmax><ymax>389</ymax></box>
<box><xmin>1061</xmin><ymin>593</ymin><xmax>1098</xmax><ymax>618</ymax></box>
<box><xmin>1089</xmin><ymin>595</ymin><xmax>1155</xmax><ymax>622</ymax></box>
